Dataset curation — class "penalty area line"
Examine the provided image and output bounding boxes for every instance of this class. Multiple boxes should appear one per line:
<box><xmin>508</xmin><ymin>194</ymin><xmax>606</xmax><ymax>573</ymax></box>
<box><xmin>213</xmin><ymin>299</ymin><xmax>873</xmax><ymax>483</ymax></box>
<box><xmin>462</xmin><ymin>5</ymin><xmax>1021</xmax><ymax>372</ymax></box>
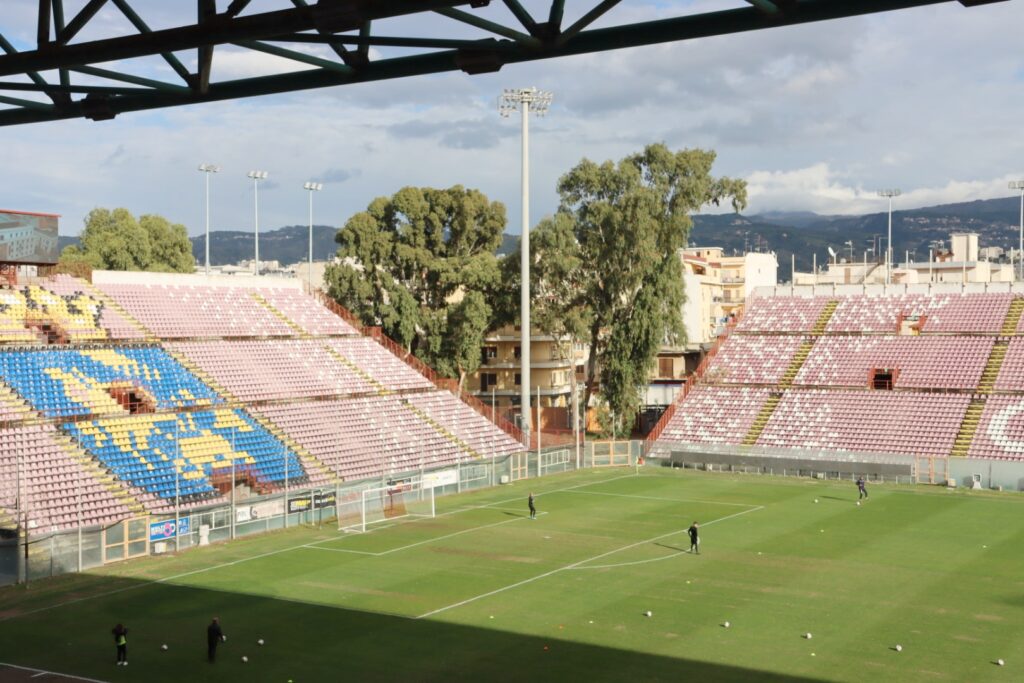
<box><xmin>0</xmin><ymin>662</ymin><xmax>109</xmax><ymax>683</ymax></box>
<box><xmin>303</xmin><ymin>512</ymin><xmax>548</xmax><ymax>557</ymax></box>
<box><xmin>416</xmin><ymin>505</ymin><xmax>764</xmax><ymax>619</ymax></box>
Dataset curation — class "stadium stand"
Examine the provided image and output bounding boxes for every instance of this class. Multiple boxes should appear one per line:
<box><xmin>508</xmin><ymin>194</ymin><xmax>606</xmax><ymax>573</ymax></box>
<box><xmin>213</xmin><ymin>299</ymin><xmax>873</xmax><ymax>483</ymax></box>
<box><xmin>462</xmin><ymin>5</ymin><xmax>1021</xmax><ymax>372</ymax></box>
<box><xmin>96</xmin><ymin>283</ymin><xmax>299</xmax><ymax>338</ymax></box>
<box><xmin>0</xmin><ymin>424</ymin><xmax>135</xmax><ymax>530</ymax></box>
<box><xmin>0</xmin><ymin>274</ymin><xmax>523</xmax><ymax>537</ymax></box>
<box><xmin>648</xmin><ymin>288</ymin><xmax>1024</xmax><ymax>464</ymax></box>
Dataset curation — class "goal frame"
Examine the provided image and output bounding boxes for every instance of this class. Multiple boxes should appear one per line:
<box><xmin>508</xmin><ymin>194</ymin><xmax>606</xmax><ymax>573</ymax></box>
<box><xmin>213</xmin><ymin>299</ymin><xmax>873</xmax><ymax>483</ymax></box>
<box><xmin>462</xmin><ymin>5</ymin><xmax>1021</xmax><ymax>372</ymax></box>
<box><xmin>339</xmin><ymin>480</ymin><xmax>435</xmax><ymax>533</ymax></box>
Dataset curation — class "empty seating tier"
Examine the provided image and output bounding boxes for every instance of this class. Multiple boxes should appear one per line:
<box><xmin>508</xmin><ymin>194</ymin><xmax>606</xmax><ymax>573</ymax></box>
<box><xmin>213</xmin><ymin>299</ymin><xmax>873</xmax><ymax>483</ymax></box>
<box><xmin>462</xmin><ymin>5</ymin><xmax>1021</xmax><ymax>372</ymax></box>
<box><xmin>96</xmin><ymin>284</ymin><xmax>299</xmax><ymax>338</ymax></box>
<box><xmin>995</xmin><ymin>339</ymin><xmax>1024</xmax><ymax>391</ymax></box>
<box><xmin>796</xmin><ymin>336</ymin><xmax>993</xmax><ymax>390</ymax></box>
<box><xmin>256</xmin><ymin>397</ymin><xmax>466</xmax><ymax>483</ymax></box>
<box><xmin>736</xmin><ymin>296</ymin><xmax>830</xmax><ymax>333</ymax></box>
<box><xmin>967</xmin><ymin>396</ymin><xmax>1024</xmax><ymax>460</ymax></box>
<box><xmin>702</xmin><ymin>335</ymin><xmax>806</xmax><ymax>385</ymax></box>
<box><xmin>649</xmin><ymin>386</ymin><xmax>772</xmax><ymax>454</ymax></box>
<box><xmin>0</xmin><ymin>347</ymin><xmax>221</xmax><ymax>419</ymax></box>
<box><xmin>257</xmin><ymin>288</ymin><xmax>360</xmax><ymax>336</ymax></box>
<box><xmin>0</xmin><ymin>424</ymin><xmax>133</xmax><ymax>531</ymax></box>
<box><xmin>922</xmin><ymin>293</ymin><xmax>1012</xmax><ymax>333</ymax></box>
<box><xmin>64</xmin><ymin>408</ymin><xmax>304</xmax><ymax>504</ymax></box>
<box><xmin>405</xmin><ymin>392</ymin><xmax>524</xmax><ymax>457</ymax></box>
<box><xmin>757</xmin><ymin>390</ymin><xmax>970</xmax><ymax>456</ymax></box>
<box><xmin>326</xmin><ymin>338</ymin><xmax>435</xmax><ymax>392</ymax></box>
<box><xmin>168</xmin><ymin>339</ymin><xmax>379</xmax><ymax>402</ymax></box>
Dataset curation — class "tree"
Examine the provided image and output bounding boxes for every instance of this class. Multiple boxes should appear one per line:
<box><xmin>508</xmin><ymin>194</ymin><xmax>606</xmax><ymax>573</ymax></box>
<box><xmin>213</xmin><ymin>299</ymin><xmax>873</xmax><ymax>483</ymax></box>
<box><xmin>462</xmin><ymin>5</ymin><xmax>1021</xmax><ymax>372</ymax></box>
<box><xmin>325</xmin><ymin>185</ymin><xmax>506</xmax><ymax>389</ymax></box>
<box><xmin>554</xmin><ymin>144</ymin><xmax>747</xmax><ymax>434</ymax></box>
<box><xmin>59</xmin><ymin>208</ymin><xmax>194</xmax><ymax>273</ymax></box>
<box><xmin>497</xmin><ymin>212</ymin><xmax>591</xmax><ymax>429</ymax></box>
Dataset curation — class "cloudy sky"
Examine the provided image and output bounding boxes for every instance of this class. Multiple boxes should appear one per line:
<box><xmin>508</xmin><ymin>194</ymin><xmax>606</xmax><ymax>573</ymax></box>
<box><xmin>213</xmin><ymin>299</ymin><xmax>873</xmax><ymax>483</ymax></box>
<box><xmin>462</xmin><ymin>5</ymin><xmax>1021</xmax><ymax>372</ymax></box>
<box><xmin>1</xmin><ymin>0</ymin><xmax>1023</xmax><ymax>237</ymax></box>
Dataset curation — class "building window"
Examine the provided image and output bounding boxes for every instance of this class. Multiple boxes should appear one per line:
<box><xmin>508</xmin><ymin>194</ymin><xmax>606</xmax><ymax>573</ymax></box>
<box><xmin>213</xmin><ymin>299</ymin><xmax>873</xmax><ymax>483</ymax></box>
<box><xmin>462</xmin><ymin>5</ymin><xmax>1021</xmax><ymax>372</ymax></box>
<box><xmin>658</xmin><ymin>358</ymin><xmax>674</xmax><ymax>379</ymax></box>
<box><xmin>480</xmin><ymin>373</ymin><xmax>498</xmax><ymax>391</ymax></box>
<box><xmin>514</xmin><ymin>346</ymin><xmax>521</xmax><ymax>359</ymax></box>
<box><xmin>481</xmin><ymin>346</ymin><xmax>497</xmax><ymax>364</ymax></box>
<box><xmin>514</xmin><ymin>373</ymin><xmax>521</xmax><ymax>386</ymax></box>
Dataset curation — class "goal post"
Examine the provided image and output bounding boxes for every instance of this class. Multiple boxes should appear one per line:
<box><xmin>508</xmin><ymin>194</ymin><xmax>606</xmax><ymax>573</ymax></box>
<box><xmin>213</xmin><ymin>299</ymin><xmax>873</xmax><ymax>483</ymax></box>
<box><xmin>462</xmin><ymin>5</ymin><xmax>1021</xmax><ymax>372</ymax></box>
<box><xmin>339</xmin><ymin>480</ymin><xmax>435</xmax><ymax>533</ymax></box>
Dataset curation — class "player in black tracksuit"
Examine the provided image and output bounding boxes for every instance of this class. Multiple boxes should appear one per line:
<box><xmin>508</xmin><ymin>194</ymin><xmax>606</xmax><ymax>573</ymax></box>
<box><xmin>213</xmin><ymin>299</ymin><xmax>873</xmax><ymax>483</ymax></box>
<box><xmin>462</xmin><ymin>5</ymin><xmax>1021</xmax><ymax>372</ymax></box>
<box><xmin>857</xmin><ymin>476</ymin><xmax>868</xmax><ymax>500</ymax></box>
<box><xmin>688</xmin><ymin>522</ymin><xmax>700</xmax><ymax>554</ymax></box>
<box><xmin>207</xmin><ymin>617</ymin><xmax>225</xmax><ymax>663</ymax></box>
<box><xmin>528</xmin><ymin>493</ymin><xmax>536</xmax><ymax>520</ymax></box>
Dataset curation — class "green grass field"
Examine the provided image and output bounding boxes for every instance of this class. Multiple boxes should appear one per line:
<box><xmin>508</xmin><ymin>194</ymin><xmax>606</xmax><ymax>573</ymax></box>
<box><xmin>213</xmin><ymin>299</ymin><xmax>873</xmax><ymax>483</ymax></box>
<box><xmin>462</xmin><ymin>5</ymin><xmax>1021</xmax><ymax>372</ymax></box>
<box><xmin>1</xmin><ymin>467</ymin><xmax>1022</xmax><ymax>682</ymax></box>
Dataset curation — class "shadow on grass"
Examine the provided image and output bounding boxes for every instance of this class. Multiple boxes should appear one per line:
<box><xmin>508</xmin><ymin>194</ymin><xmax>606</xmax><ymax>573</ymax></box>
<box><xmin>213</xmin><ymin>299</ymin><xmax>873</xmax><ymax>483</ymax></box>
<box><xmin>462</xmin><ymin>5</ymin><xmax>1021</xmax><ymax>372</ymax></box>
<box><xmin>0</xmin><ymin>576</ymin><xmax>822</xmax><ymax>683</ymax></box>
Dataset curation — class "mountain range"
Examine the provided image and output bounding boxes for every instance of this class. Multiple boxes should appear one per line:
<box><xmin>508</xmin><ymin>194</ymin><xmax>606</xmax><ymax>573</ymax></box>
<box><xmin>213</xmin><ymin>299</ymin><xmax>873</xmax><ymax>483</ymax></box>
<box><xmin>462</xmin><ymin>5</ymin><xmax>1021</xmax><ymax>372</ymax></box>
<box><xmin>55</xmin><ymin>196</ymin><xmax>1024</xmax><ymax>281</ymax></box>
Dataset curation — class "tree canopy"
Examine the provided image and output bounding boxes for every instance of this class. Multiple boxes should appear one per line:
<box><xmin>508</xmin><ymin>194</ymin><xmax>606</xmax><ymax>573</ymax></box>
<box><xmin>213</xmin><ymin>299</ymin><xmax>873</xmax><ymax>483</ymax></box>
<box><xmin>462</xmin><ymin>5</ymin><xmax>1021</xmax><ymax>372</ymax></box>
<box><xmin>60</xmin><ymin>208</ymin><xmax>195</xmax><ymax>273</ymax></box>
<box><xmin>325</xmin><ymin>185</ymin><xmax>506</xmax><ymax>388</ymax></box>
<box><xmin>549</xmin><ymin>143</ymin><xmax>747</xmax><ymax>435</ymax></box>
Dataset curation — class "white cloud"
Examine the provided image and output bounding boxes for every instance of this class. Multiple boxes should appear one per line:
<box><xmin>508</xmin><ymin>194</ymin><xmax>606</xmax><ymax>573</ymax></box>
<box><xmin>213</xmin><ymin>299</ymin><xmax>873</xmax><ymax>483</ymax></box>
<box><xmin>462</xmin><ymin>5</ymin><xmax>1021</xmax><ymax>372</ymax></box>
<box><xmin>745</xmin><ymin>163</ymin><xmax>1024</xmax><ymax>215</ymax></box>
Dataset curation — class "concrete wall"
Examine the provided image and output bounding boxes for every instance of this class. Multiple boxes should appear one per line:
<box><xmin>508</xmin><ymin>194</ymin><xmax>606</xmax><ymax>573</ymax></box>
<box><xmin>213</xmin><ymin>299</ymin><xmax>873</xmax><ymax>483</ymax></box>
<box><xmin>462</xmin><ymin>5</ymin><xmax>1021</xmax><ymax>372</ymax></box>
<box><xmin>949</xmin><ymin>457</ymin><xmax>1024</xmax><ymax>492</ymax></box>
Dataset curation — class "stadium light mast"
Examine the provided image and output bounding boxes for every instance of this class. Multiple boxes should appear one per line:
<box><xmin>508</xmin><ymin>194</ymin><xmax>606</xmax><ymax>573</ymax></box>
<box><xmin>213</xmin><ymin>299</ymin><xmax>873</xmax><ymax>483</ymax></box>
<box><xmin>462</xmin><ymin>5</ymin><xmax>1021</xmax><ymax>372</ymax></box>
<box><xmin>1010</xmin><ymin>181</ymin><xmax>1024</xmax><ymax>280</ymax></box>
<box><xmin>499</xmin><ymin>86</ymin><xmax>553</xmax><ymax>447</ymax></box>
<box><xmin>877</xmin><ymin>189</ymin><xmax>901</xmax><ymax>284</ymax></box>
<box><xmin>248</xmin><ymin>170</ymin><xmax>269</xmax><ymax>275</ymax></box>
<box><xmin>198</xmin><ymin>164</ymin><xmax>220</xmax><ymax>276</ymax></box>
<box><xmin>303</xmin><ymin>182</ymin><xmax>323</xmax><ymax>292</ymax></box>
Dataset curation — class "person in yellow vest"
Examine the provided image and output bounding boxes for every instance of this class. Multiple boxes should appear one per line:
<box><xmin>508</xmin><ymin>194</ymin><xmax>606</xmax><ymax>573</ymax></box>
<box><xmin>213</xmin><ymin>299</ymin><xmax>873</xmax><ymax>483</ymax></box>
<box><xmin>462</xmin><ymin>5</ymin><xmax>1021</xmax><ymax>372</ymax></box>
<box><xmin>112</xmin><ymin>623</ymin><xmax>128</xmax><ymax>666</ymax></box>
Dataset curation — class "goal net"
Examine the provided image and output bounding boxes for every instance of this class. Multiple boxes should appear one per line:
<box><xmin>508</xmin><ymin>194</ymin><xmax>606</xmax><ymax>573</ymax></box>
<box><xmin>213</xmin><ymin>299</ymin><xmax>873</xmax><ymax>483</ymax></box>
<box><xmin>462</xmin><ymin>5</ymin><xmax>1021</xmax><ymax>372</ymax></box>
<box><xmin>339</xmin><ymin>480</ymin><xmax>435</xmax><ymax>533</ymax></box>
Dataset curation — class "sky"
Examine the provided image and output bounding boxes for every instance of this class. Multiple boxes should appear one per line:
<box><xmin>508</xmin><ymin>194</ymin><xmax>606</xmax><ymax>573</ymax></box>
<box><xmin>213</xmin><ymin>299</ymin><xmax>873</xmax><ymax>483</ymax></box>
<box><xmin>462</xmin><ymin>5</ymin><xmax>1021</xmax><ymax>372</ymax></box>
<box><xmin>1</xmin><ymin>0</ymin><xmax>1023</xmax><ymax>238</ymax></box>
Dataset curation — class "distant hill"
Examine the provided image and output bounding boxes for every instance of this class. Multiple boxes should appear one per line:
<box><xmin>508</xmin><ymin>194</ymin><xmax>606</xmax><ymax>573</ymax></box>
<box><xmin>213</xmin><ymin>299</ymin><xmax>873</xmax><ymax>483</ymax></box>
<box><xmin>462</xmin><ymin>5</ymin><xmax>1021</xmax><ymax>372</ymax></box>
<box><xmin>56</xmin><ymin>196</ymin><xmax>1023</xmax><ymax>280</ymax></box>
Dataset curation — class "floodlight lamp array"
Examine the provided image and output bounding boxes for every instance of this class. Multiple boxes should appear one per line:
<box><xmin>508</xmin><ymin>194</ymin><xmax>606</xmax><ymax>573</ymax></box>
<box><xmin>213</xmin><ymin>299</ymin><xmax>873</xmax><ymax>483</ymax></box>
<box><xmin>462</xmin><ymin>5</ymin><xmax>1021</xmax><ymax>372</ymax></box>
<box><xmin>248</xmin><ymin>170</ymin><xmax>269</xmax><ymax>180</ymax></box>
<box><xmin>498</xmin><ymin>87</ymin><xmax>554</xmax><ymax>117</ymax></box>
<box><xmin>877</xmin><ymin>189</ymin><xmax>901</xmax><ymax>198</ymax></box>
<box><xmin>198</xmin><ymin>163</ymin><xmax>220</xmax><ymax>173</ymax></box>
<box><xmin>304</xmin><ymin>182</ymin><xmax>323</xmax><ymax>191</ymax></box>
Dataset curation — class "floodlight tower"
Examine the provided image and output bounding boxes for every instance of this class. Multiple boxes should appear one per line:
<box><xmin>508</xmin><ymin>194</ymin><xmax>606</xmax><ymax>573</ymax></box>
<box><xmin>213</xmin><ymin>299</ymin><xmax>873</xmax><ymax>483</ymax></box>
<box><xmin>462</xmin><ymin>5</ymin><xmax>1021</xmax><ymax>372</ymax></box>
<box><xmin>303</xmin><ymin>182</ymin><xmax>323</xmax><ymax>291</ymax></box>
<box><xmin>1011</xmin><ymin>181</ymin><xmax>1024</xmax><ymax>280</ymax></box>
<box><xmin>499</xmin><ymin>87</ymin><xmax>553</xmax><ymax>448</ymax></box>
<box><xmin>248</xmin><ymin>170</ymin><xmax>269</xmax><ymax>275</ymax></box>
<box><xmin>198</xmin><ymin>164</ymin><xmax>220</xmax><ymax>276</ymax></box>
<box><xmin>877</xmin><ymin>189</ymin><xmax>901</xmax><ymax>284</ymax></box>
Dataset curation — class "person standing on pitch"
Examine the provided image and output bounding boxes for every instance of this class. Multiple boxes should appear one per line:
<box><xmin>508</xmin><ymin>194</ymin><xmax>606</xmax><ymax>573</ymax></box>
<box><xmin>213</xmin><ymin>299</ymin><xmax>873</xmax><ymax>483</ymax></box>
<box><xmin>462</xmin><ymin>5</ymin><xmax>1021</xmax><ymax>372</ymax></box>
<box><xmin>111</xmin><ymin>623</ymin><xmax>128</xmax><ymax>666</ymax></box>
<box><xmin>207</xmin><ymin>617</ymin><xmax>225</xmax><ymax>663</ymax></box>
<box><xmin>688</xmin><ymin>521</ymin><xmax>700</xmax><ymax>554</ymax></box>
<box><xmin>528</xmin><ymin>492</ymin><xmax>537</xmax><ymax>520</ymax></box>
<box><xmin>856</xmin><ymin>476</ymin><xmax>868</xmax><ymax>500</ymax></box>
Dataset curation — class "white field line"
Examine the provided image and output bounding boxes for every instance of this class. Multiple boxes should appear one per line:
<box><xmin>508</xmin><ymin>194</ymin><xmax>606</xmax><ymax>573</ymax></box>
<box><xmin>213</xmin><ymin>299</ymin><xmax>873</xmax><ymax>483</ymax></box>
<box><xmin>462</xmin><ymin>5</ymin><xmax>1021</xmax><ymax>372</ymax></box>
<box><xmin>571</xmin><ymin>506</ymin><xmax>765</xmax><ymax>570</ymax></box>
<box><xmin>0</xmin><ymin>662</ymin><xmax>109</xmax><ymax>683</ymax></box>
<box><xmin>563</xmin><ymin>489</ymin><xmax>756</xmax><ymax>507</ymax></box>
<box><xmin>0</xmin><ymin>473</ymin><xmax>635</xmax><ymax>624</ymax></box>
<box><xmin>416</xmin><ymin>505</ymin><xmax>765</xmax><ymax>619</ymax></box>
<box><xmin>303</xmin><ymin>512</ymin><xmax>548</xmax><ymax>557</ymax></box>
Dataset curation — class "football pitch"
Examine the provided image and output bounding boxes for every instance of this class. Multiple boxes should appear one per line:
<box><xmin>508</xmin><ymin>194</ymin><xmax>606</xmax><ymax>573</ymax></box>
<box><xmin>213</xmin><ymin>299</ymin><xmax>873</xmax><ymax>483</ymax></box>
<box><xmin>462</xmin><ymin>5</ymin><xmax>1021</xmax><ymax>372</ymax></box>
<box><xmin>0</xmin><ymin>467</ymin><xmax>1021</xmax><ymax>682</ymax></box>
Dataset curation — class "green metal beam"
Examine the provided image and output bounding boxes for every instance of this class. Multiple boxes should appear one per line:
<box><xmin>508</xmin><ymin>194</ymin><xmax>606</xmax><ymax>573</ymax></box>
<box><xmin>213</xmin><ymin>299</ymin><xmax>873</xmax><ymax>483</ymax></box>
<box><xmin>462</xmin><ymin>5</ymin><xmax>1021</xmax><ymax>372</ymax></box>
<box><xmin>433</xmin><ymin>7</ymin><xmax>541</xmax><ymax>47</ymax></box>
<box><xmin>59</xmin><ymin>0</ymin><xmax>109</xmax><ymax>43</ymax></box>
<box><xmin>234</xmin><ymin>40</ymin><xmax>355</xmax><ymax>75</ymax></box>
<box><xmin>110</xmin><ymin>0</ymin><xmax>193</xmax><ymax>85</ymax></box>
<box><xmin>71</xmin><ymin>65</ymin><xmax>191</xmax><ymax>93</ymax></box>
<box><xmin>502</xmin><ymin>0</ymin><xmax>538</xmax><ymax>33</ymax></box>
<box><xmin>557</xmin><ymin>0</ymin><xmax>621</xmax><ymax>46</ymax></box>
<box><xmin>0</xmin><ymin>1</ymin><xmax>477</xmax><ymax>77</ymax></box>
<box><xmin>0</xmin><ymin>0</ymin><xmax>994</xmax><ymax>126</ymax></box>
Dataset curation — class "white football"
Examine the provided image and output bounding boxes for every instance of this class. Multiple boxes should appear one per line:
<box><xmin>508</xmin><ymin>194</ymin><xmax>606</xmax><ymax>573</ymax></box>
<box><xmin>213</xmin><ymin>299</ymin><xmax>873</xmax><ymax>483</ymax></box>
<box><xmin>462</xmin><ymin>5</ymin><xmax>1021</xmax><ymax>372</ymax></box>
<box><xmin>814</xmin><ymin>499</ymin><xmax>819</xmax><ymax>503</ymax></box>
<box><xmin>257</xmin><ymin>639</ymin><xmax>265</xmax><ymax>646</ymax></box>
<box><xmin>805</xmin><ymin>633</ymin><xmax>813</xmax><ymax>639</ymax></box>
<box><xmin>997</xmin><ymin>659</ymin><xmax>1005</xmax><ymax>666</ymax></box>
<box><xmin>644</xmin><ymin>610</ymin><xmax>652</xmax><ymax>617</ymax></box>
<box><xmin>161</xmin><ymin>644</ymin><xmax>168</xmax><ymax>651</ymax></box>
<box><xmin>241</xmin><ymin>656</ymin><xmax>248</xmax><ymax>663</ymax></box>
<box><xmin>895</xmin><ymin>645</ymin><xmax>902</xmax><ymax>652</ymax></box>
<box><xmin>723</xmin><ymin>621</ymin><xmax>730</xmax><ymax>628</ymax></box>
<box><xmin>856</xmin><ymin>501</ymin><xmax>861</xmax><ymax>506</ymax></box>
